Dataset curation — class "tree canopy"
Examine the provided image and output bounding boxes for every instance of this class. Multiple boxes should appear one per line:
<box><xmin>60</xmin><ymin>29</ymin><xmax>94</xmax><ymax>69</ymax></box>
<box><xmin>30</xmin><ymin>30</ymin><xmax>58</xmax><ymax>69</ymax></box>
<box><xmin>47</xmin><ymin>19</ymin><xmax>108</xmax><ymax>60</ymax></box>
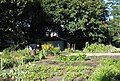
<box><xmin>42</xmin><ymin>0</ymin><xmax>108</xmax><ymax>31</ymax></box>
<box><xmin>107</xmin><ymin>0</ymin><xmax>120</xmax><ymax>44</ymax></box>
<box><xmin>0</xmin><ymin>0</ymin><xmax>112</xmax><ymax>50</ymax></box>
<box><xmin>42</xmin><ymin>0</ymin><xmax>109</xmax><ymax>44</ymax></box>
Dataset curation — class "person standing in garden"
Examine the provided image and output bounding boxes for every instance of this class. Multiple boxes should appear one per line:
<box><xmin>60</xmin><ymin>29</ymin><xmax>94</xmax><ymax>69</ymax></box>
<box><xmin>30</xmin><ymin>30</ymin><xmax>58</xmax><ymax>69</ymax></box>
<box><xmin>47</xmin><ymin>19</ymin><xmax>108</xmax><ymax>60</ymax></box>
<box><xmin>29</xmin><ymin>44</ymin><xmax>37</xmax><ymax>56</ymax></box>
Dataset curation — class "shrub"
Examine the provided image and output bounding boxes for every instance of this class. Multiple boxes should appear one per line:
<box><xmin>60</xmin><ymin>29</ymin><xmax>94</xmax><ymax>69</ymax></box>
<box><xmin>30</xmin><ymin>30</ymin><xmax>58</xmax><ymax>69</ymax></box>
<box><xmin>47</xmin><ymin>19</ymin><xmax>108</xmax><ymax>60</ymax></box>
<box><xmin>1</xmin><ymin>58</ymin><xmax>17</xmax><ymax>69</ymax></box>
<box><xmin>51</xmin><ymin>47</ymin><xmax>61</xmax><ymax>55</ymax></box>
<box><xmin>41</xmin><ymin>43</ymin><xmax>54</xmax><ymax>51</ymax></box>
<box><xmin>0</xmin><ymin>48</ymin><xmax>40</xmax><ymax>69</ymax></box>
<box><xmin>23</xmin><ymin>56</ymin><xmax>39</xmax><ymax>64</ymax></box>
<box><xmin>83</xmin><ymin>43</ymin><xmax>120</xmax><ymax>53</ymax></box>
<box><xmin>89</xmin><ymin>59</ymin><xmax>120</xmax><ymax>81</ymax></box>
<box><xmin>0</xmin><ymin>70</ymin><xmax>11</xmax><ymax>80</ymax></box>
<box><xmin>56</xmin><ymin>54</ymin><xmax>86</xmax><ymax>61</ymax></box>
<box><xmin>41</xmin><ymin>43</ymin><xmax>61</xmax><ymax>56</ymax></box>
<box><xmin>2</xmin><ymin>45</ymin><xmax>16</xmax><ymax>55</ymax></box>
<box><xmin>37</xmin><ymin>50</ymin><xmax>45</xmax><ymax>60</ymax></box>
<box><xmin>0</xmin><ymin>53</ymin><xmax>18</xmax><ymax>69</ymax></box>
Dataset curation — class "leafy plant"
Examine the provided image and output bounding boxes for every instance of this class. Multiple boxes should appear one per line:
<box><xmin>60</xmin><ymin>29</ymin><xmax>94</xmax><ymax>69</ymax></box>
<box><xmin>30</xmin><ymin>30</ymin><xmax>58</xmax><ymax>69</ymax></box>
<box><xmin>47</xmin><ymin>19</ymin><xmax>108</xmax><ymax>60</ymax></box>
<box><xmin>0</xmin><ymin>48</ymin><xmax>42</xmax><ymax>69</ymax></box>
<box><xmin>51</xmin><ymin>47</ymin><xmax>61</xmax><ymax>55</ymax></box>
<box><xmin>89</xmin><ymin>59</ymin><xmax>120</xmax><ymax>81</ymax></box>
<box><xmin>37</xmin><ymin>50</ymin><xmax>45</xmax><ymax>60</ymax></box>
<box><xmin>2</xmin><ymin>45</ymin><xmax>17</xmax><ymax>53</ymax></box>
<box><xmin>41</xmin><ymin>43</ymin><xmax>54</xmax><ymax>51</ymax></box>
<box><xmin>1</xmin><ymin>58</ymin><xmax>17</xmax><ymax>69</ymax></box>
<box><xmin>56</xmin><ymin>54</ymin><xmax>86</xmax><ymax>61</ymax></box>
<box><xmin>41</xmin><ymin>43</ymin><xmax>61</xmax><ymax>56</ymax></box>
<box><xmin>0</xmin><ymin>53</ymin><xmax>18</xmax><ymax>69</ymax></box>
<box><xmin>0</xmin><ymin>70</ymin><xmax>10</xmax><ymax>79</ymax></box>
<box><xmin>0</xmin><ymin>61</ymin><xmax>91</xmax><ymax>81</ymax></box>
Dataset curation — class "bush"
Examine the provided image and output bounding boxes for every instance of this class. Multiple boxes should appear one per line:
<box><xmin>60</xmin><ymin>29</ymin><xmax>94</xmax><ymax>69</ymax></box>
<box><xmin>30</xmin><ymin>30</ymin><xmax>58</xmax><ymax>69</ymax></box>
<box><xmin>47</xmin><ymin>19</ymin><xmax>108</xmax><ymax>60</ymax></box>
<box><xmin>0</xmin><ymin>48</ymin><xmax>41</xmax><ymax>69</ymax></box>
<box><xmin>1</xmin><ymin>52</ymin><xmax>17</xmax><ymax>70</ymax></box>
<box><xmin>41</xmin><ymin>43</ymin><xmax>61</xmax><ymax>56</ymax></box>
<box><xmin>89</xmin><ymin>59</ymin><xmax>120</xmax><ymax>81</ymax></box>
<box><xmin>37</xmin><ymin>50</ymin><xmax>45</xmax><ymax>60</ymax></box>
<box><xmin>0</xmin><ymin>46</ymin><xmax>61</xmax><ymax>70</ymax></box>
<box><xmin>56</xmin><ymin>54</ymin><xmax>86</xmax><ymax>61</ymax></box>
<box><xmin>2</xmin><ymin>45</ymin><xmax>17</xmax><ymax>54</ymax></box>
<box><xmin>83</xmin><ymin>43</ymin><xmax>120</xmax><ymax>53</ymax></box>
<box><xmin>51</xmin><ymin>47</ymin><xmax>61</xmax><ymax>55</ymax></box>
<box><xmin>41</xmin><ymin>43</ymin><xmax>54</xmax><ymax>51</ymax></box>
<box><xmin>1</xmin><ymin>58</ymin><xmax>17</xmax><ymax>69</ymax></box>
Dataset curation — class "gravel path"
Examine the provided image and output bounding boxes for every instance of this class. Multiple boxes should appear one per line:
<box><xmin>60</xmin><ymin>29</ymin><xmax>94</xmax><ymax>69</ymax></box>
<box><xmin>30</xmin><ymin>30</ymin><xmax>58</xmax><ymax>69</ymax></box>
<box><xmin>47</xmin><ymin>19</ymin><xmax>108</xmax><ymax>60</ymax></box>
<box><xmin>86</xmin><ymin>53</ymin><xmax>120</xmax><ymax>56</ymax></box>
<box><xmin>69</xmin><ymin>53</ymin><xmax>120</xmax><ymax>56</ymax></box>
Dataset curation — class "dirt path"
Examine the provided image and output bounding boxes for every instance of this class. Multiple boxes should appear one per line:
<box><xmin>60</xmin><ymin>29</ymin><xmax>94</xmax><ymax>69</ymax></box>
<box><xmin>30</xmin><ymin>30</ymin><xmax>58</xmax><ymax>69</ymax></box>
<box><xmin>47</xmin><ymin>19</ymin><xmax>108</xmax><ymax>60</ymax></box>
<box><xmin>0</xmin><ymin>52</ymin><xmax>2</xmax><ymax>54</ymax></box>
<box><xmin>86</xmin><ymin>53</ymin><xmax>120</xmax><ymax>56</ymax></box>
<box><xmin>69</xmin><ymin>53</ymin><xmax>120</xmax><ymax>56</ymax></box>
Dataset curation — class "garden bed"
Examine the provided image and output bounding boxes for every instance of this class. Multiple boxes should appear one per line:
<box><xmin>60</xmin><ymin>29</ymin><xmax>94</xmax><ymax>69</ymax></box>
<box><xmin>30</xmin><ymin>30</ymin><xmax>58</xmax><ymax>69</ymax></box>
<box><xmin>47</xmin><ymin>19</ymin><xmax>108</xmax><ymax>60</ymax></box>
<box><xmin>1</xmin><ymin>55</ymin><xmax>120</xmax><ymax>81</ymax></box>
<box><xmin>0</xmin><ymin>45</ymin><xmax>120</xmax><ymax>81</ymax></box>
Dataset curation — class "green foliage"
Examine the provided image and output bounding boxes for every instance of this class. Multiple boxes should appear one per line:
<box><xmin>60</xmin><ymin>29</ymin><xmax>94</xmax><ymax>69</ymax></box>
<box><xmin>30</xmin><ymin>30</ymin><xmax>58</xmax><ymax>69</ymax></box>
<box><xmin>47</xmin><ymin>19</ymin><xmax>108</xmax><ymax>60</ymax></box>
<box><xmin>0</xmin><ymin>48</ymin><xmax>44</xmax><ymax>69</ymax></box>
<box><xmin>0</xmin><ymin>52</ymin><xmax>18</xmax><ymax>69</ymax></box>
<box><xmin>2</xmin><ymin>45</ymin><xmax>17</xmax><ymax>53</ymax></box>
<box><xmin>56</xmin><ymin>54</ymin><xmax>86</xmax><ymax>61</ymax></box>
<box><xmin>0</xmin><ymin>62</ymin><xmax>91</xmax><ymax>81</ymax></box>
<box><xmin>37</xmin><ymin>50</ymin><xmax>45</xmax><ymax>60</ymax></box>
<box><xmin>0</xmin><ymin>46</ymin><xmax>60</xmax><ymax>69</ymax></box>
<box><xmin>51</xmin><ymin>47</ymin><xmax>61</xmax><ymax>55</ymax></box>
<box><xmin>1</xmin><ymin>57</ymin><xmax>17</xmax><ymax>69</ymax></box>
<box><xmin>0</xmin><ymin>0</ymin><xmax>29</xmax><ymax>45</ymax></box>
<box><xmin>107</xmin><ymin>0</ymin><xmax>120</xmax><ymax>44</ymax></box>
<box><xmin>41</xmin><ymin>43</ymin><xmax>61</xmax><ymax>56</ymax></box>
<box><xmin>83</xmin><ymin>43</ymin><xmax>120</xmax><ymax>53</ymax></box>
<box><xmin>42</xmin><ymin>0</ymin><xmax>107</xmax><ymax>32</ymax></box>
<box><xmin>0</xmin><ymin>0</ymin><xmax>110</xmax><ymax>48</ymax></box>
<box><xmin>23</xmin><ymin>55</ymin><xmax>38</xmax><ymax>64</ymax></box>
<box><xmin>89</xmin><ymin>59</ymin><xmax>120</xmax><ymax>81</ymax></box>
<box><xmin>0</xmin><ymin>70</ymin><xmax>11</xmax><ymax>80</ymax></box>
<box><xmin>41</xmin><ymin>0</ymin><xmax>109</xmax><ymax>43</ymax></box>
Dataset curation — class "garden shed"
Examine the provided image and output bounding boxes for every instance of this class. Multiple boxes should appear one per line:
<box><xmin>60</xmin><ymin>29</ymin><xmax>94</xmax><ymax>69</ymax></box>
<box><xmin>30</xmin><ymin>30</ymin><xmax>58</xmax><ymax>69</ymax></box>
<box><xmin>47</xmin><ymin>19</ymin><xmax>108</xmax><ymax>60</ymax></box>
<box><xmin>40</xmin><ymin>37</ymin><xmax>66</xmax><ymax>50</ymax></box>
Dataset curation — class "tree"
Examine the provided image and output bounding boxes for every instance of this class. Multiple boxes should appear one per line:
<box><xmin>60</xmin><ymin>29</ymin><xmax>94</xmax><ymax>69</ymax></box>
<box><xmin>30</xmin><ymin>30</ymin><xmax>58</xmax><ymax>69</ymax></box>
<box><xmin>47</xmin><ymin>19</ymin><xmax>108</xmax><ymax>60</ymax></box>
<box><xmin>0</xmin><ymin>0</ymin><xmax>110</xmax><ymax>50</ymax></box>
<box><xmin>107</xmin><ymin>0</ymin><xmax>120</xmax><ymax>45</ymax></box>
<box><xmin>0</xmin><ymin>0</ymin><xmax>52</xmax><ymax>50</ymax></box>
<box><xmin>0</xmin><ymin>0</ymin><xmax>30</xmax><ymax>45</ymax></box>
<box><xmin>0</xmin><ymin>0</ymin><xmax>50</xmax><ymax>42</ymax></box>
<box><xmin>42</xmin><ymin>0</ymin><xmax>109</xmax><ymax>44</ymax></box>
